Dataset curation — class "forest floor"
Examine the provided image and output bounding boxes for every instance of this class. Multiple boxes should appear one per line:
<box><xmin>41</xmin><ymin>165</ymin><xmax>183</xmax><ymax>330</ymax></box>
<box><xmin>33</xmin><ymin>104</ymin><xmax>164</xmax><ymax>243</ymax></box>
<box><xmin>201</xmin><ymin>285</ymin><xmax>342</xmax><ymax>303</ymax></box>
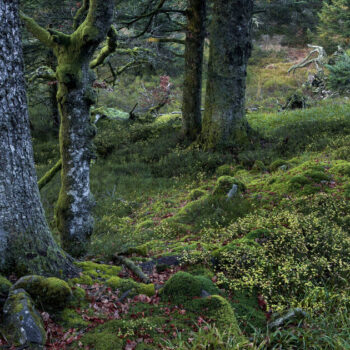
<box><xmin>1</xmin><ymin>50</ymin><xmax>349</xmax><ymax>349</ymax></box>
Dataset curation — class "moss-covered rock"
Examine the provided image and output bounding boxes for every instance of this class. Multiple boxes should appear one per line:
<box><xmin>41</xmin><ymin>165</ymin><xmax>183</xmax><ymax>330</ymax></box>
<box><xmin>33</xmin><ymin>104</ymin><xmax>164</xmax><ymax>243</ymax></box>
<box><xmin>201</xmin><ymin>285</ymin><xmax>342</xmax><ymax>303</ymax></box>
<box><xmin>193</xmin><ymin>295</ymin><xmax>243</xmax><ymax>336</ymax></box>
<box><xmin>213</xmin><ymin>176</ymin><xmax>246</xmax><ymax>195</ymax></box>
<box><xmin>12</xmin><ymin>275</ymin><xmax>72</xmax><ymax>309</ymax></box>
<box><xmin>106</xmin><ymin>277</ymin><xmax>155</xmax><ymax>297</ymax></box>
<box><xmin>3</xmin><ymin>289</ymin><xmax>46</xmax><ymax>347</ymax></box>
<box><xmin>331</xmin><ymin>161</ymin><xmax>350</xmax><ymax>177</ymax></box>
<box><xmin>161</xmin><ymin>271</ymin><xmax>220</xmax><ymax>305</ymax></box>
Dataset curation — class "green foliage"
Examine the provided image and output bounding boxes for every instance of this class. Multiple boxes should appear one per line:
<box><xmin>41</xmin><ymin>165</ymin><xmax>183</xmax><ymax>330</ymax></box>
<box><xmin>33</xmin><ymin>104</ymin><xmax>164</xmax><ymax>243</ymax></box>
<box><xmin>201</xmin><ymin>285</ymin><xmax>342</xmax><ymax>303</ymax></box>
<box><xmin>327</xmin><ymin>53</ymin><xmax>350</xmax><ymax>93</ymax></box>
<box><xmin>214</xmin><ymin>176</ymin><xmax>246</xmax><ymax>195</ymax></box>
<box><xmin>215</xmin><ymin>193</ymin><xmax>350</xmax><ymax>309</ymax></box>
<box><xmin>318</xmin><ymin>0</ymin><xmax>350</xmax><ymax>52</ymax></box>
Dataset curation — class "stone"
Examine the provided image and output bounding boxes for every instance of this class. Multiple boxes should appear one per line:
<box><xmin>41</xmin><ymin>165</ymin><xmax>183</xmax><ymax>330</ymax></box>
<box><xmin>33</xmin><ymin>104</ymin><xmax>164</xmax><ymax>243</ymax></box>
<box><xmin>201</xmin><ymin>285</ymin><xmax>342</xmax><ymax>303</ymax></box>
<box><xmin>2</xmin><ymin>289</ymin><xmax>46</xmax><ymax>348</ymax></box>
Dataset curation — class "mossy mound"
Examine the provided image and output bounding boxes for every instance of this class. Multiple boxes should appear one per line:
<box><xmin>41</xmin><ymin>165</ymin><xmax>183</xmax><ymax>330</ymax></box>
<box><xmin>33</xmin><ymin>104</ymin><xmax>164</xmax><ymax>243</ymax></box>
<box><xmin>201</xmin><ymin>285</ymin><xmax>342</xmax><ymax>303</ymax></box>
<box><xmin>161</xmin><ymin>271</ymin><xmax>220</xmax><ymax>305</ymax></box>
<box><xmin>75</xmin><ymin>261</ymin><xmax>122</xmax><ymax>279</ymax></box>
<box><xmin>13</xmin><ymin>275</ymin><xmax>72</xmax><ymax>310</ymax></box>
<box><xmin>188</xmin><ymin>188</ymin><xmax>207</xmax><ymax>201</ymax></box>
<box><xmin>69</xmin><ymin>273</ymin><xmax>94</xmax><ymax>286</ymax></box>
<box><xmin>331</xmin><ymin>161</ymin><xmax>350</xmax><ymax>177</ymax></box>
<box><xmin>269</xmin><ymin>159</ymin><xmax>289</xmax><ymax>172</ymax></box>
<box><xmin>213</xmin><ymin>176</ymin><xmax>246</xmax><ymax>195</ymax></box>
<box><xmin>193</xmin><ymin>295</ymin><xmax>243</xmax><ymax>336</ymax></box>
<box><xmin>106</xmin><ymin>276</ymin><xmax>155</xmax><ymax>297</ymax></box>
<box><xmin>0</xmin><ymin>275</ymin><xmax>12</xmax><ymax>302</ymax></box>
<box><xmin>216</xmin><ymin>164</ymin><xmax>236</xmax><ymax>177</ymax></box>
<box><xmin>252</xmin><ymin>160</ymin><xmax>267</xmax><ymax>173</ymax></box>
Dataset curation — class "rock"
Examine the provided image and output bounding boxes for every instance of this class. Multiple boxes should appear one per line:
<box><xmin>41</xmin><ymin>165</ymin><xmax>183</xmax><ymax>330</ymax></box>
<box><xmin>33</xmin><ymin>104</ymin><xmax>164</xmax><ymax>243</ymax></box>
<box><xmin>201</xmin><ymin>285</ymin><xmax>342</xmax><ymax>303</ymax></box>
<box><xmin>227</xmin><ymin>184</ymin><xmax>238</xmax><ymax>200</ymax></box>
<box><xmin>279</xmin><ymin>164</ymin><xmax>288</xmax><ymax>171</ymax></box>
<box><xmin>2</xmin><ymin>289</ymin><xmax>46</xmax><ymax>348</ymax></box>
<box><xmin>268</xmin><ymin>308</ymin><xmax>307</xmax><ymax>330</ymax></box>
<box><xmin>12</xmin><ymin>275</ymin><xmax>72</xmax><ymax>310</ymax></box>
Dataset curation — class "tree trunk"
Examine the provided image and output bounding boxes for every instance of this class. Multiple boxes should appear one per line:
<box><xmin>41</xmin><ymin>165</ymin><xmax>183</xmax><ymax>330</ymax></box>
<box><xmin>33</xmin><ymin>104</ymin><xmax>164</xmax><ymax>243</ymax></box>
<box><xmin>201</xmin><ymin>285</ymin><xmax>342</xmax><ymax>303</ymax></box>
<box><xmin>54</xmin><ymin>2</ymin><xmax>115</xmax><ymax>257</ymax></box>
<box><xmin>182</xmin><ymin>0</ymin><xmax>206</xmax><ymax>141</ymax></box>
<box><xmin>201</xmin><ymin>0</ymin><xmax>254</xmax><ymax>149</ymax></box>
<box><xmin>0</xmin><ymin>0</ymin><xmax>78</xmax><ymax>278</ymax></box>
<box><xmin>22</xmin><ymin>1</ymin><xmax>115</xmax><ymax>257</ymax></box>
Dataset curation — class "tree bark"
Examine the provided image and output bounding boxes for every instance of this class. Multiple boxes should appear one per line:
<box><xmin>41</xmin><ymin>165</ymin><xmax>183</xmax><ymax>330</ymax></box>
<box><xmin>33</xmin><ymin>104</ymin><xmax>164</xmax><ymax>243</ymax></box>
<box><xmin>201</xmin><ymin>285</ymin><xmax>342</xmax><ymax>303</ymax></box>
<box><xmin>201</xmin><ymin>0</ymin><xmax>253</xmax><ymax>149</ymax></box>
<box><xmin>181</xmin><ymin>0</ymin><xmax>206</xmax><ymax>141</ymax></box>
<box><xmin>22</xmin><ymin>0</ymin><xmax>115</xmax><ymax>257</ymax></box>
<box><xmin>0</xmin><ymin>0</ymin><xmax>78</xmax><ymax>278</ymax></box>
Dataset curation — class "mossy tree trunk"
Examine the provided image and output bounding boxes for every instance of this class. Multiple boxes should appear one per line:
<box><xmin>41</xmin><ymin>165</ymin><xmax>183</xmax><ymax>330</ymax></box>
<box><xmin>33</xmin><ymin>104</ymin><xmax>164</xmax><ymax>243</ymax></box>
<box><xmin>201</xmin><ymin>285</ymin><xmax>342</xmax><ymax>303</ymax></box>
<box><xmin>182</xmin><ymin>0</ymin><xmax>206</xmax><ymax>141</ymax></box>
<box><xmin>22</xmin><ymin>0</ymin><xmax>115</xmax><ymax>257</ymax></box>
<box><xmin>201</xmin><ymin>0</ymin><xmax>254</xmax><ymax>149</ymax></box>
<box><xmin>0</xmin><ymin>0</ymin><xmax>78</xmax><ymax>278</ymax></box>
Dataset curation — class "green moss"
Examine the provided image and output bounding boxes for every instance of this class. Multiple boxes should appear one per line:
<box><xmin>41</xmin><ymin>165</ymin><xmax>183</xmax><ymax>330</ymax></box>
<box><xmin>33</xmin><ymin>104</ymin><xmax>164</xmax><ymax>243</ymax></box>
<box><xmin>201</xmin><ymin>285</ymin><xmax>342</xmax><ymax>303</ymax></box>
<box><xmin>214</xmin><ymin>176</ymin><xmax>246</xmax><ymax>195</ymax></box>
<box><xmin>270</xmin><ymin>159</ymin><xmax>289</xmax><ymax>172</ymax></box>
<box><xmin>161</xmin><ymin>272</ymin><xmax>220</xmax><ymax>305</ymax></box>
<box><xmin>188</xmin><ymin>188</ymin><xmax>207</xmax><ymax>200</ymax></box>
<box><xmin>106</xmin><ymin>277</ymin><xmax>155</xmax><ymax>297</ymax></box>
<box><xmin>13</xmin><ymin>275</ymin><xmax>72</xmax><ymax>309</ymax></box>
<box><xmin>193</xmin><ymin>295</ymin><xmax>243</xmax><ymax>336</ymax></box>
<box><xmin>216</xmin><ymin>164</ymin><xmax>236</xmax><ymax>177</ymax></box>
<box><xmin>75</xmin><ymin>261</ymin><xmax>122</xmax><ymax>279</ymax></box>
<box><xmin>0</xmin><ymin>275</ymin><xmax>12</xmax><ymax>299</ymax></box>
<box><xmin>127</xmin><ymin>243</ymin><xmax>149</xmax><ymax>256</ymax></box>
<box><xmin>60</xmin><ymin>308</ymin><xmax>88</xmax><ymax>328</ymax></box>
<box><xmin>331</xmin><ymin>161</ymin><xmax>350</xmax><ymax>177</ymax></box>
<box><xmin>252</xmin><ymin>160</ymin><xmax>267</xmax><ymax>173</ymax></box>
<box><xmin>69</xmin><ymin>273</ymin><xmax>94</xmax><ymax>286</ymax></box>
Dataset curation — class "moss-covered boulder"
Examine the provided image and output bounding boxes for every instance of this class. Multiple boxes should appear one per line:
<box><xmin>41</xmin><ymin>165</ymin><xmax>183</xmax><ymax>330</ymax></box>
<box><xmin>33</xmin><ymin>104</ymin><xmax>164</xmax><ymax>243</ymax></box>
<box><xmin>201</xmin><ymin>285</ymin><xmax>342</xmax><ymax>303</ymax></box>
<box><xmin>2</xmin><ymin>289</ymin><xmax>46</xmax><ymax>348</ymax></box>
<box><xmin>0</xmin><ymin>275</ymin><xmax>12</xmax><ymax>304</ymax></box>
<box><xmin>161</xmin><ymin>271</ymin><xmax>220</xmax><ymax>305</ymax></box>
<box><xmin>12</xmin><ymin>275</ymin><xmax>72</xmax><ymax>310</ymax></box>
<box><xmin>106</xmin><ymin>276</ymin><xmax>155</xmax><ymax>297</ymax></box>
<box><xmin>213</xmin><ymin>176</ymin><xmax>246</xmax><ymax>195</ymax></box>
<box><xmin>194</xmin><ymin>295</ymin><xmax>243</xmax><ymax>336</ymax></box>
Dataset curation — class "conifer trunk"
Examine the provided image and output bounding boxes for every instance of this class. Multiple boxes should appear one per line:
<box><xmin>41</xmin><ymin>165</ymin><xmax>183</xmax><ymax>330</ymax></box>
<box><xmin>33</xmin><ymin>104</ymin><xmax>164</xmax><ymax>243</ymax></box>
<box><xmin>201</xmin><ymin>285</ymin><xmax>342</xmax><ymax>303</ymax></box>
<box><xmin>182</xmin><ymin>0</ymin><xmax>206</xmax><ymax>140</ymax></box>
<box><xmin>201</xmin><ymin>0</ymin><xmax>253</xmax><ymax>149</ymax></box>
<box><xmin>0</xmin><ymin>0</ymin><xmax>77</xmax><ymax>278</ymax></box>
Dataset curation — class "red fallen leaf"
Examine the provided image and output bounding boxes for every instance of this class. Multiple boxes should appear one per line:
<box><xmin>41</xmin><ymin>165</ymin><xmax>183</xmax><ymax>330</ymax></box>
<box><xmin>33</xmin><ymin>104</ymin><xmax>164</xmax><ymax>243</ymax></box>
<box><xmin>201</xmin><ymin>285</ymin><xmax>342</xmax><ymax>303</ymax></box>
<box><xmin>257</xmin><ymin>294</ymin><xmax>267</xmax><ymax>312</ymax></box>
<box><xmin>178</xmin><ymin>309</ymin><xmax>186</xmax><ymax>315</ymax></box>
<box><xmin>197</xmin><ymin>316</ymin><xmax>205</xmax><ymax>326</ymax></box>
<box><xmin>41</xmin><ymin>311</ymin><xmax>50</xmax><ymax>322</ymax></box>
<box><xmin>125</xmin><ymin>340</ymin><xmax>137</xmax><ymax>350</ymax></box>
<box><xmin>211</xmin><ymin>276</ymin><xmax>218</xmax><ymax>283</ymax></box>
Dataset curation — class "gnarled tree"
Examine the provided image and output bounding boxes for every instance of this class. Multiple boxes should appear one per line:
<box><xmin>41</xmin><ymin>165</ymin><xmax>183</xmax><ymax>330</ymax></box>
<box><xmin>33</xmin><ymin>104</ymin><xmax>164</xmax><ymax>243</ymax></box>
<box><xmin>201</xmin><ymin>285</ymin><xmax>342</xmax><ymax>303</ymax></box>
<box><xmin>0</xmin><ymin>0</ymin><xmax>77</xmax><ymax>278</ymax></box>
<box><xmin>21</xmin><ymin>0</ymin><xmax>115</xmax><ymax>257</ymax></box>
<box><xmin>201</xmin><ymin>0</ymin><xmax>254</xmax><ymax>149</ymax></box>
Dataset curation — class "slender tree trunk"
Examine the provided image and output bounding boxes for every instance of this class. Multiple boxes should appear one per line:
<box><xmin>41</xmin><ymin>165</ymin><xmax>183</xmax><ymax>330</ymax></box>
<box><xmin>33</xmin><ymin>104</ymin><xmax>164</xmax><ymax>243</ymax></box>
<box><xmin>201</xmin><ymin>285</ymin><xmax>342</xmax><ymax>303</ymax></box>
<box><xmin>55</xmin><ymin>50</ymin><xmax>96</xmax><ymax>258</ymax></box>
<box><xmin>22</xmin><ymin>1</ymin><xmax>115</xmax><ymax>257</ymax></box>
<box><xmin>182</xmin><ymin>0</ymin><xmax>206</xmax><ymax>140</ymax></box>
<box><xmin>201</xmin><ymin>0</ymin><xmax>254</xmax><ymax>149</ymax></box>
<box><xmin>0</xmin><ymin>0</ymin><xmax>78</xmax><ymax>278</ymax></box>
